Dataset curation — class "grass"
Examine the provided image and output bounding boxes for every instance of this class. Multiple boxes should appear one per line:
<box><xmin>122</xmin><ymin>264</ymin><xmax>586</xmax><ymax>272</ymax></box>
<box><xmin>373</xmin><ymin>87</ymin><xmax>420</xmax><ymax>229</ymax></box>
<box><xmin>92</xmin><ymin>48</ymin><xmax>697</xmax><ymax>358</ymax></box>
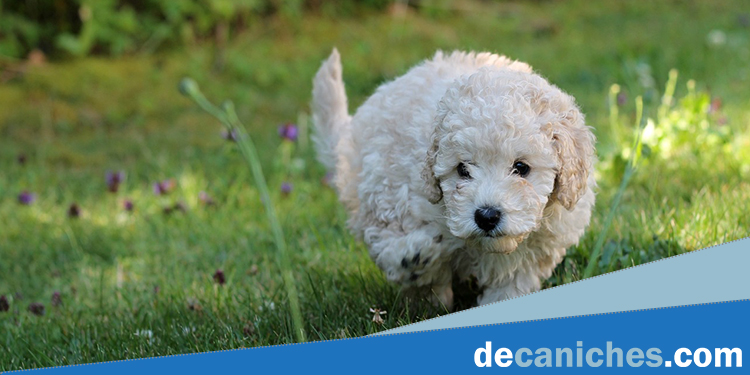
<box><xmin>1</xmin><ymin>0</ymin><xmax>749</xmax><ymax>370</ymax></box>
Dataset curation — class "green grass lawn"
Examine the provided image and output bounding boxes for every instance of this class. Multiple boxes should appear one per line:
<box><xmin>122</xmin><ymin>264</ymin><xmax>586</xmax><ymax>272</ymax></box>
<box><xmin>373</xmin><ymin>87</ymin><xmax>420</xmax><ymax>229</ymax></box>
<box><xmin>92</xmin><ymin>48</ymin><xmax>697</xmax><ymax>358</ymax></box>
<box><xmin>1</xmin><ymin>0</ymin><xmax>749</xmax><ymax>370</ymax></box>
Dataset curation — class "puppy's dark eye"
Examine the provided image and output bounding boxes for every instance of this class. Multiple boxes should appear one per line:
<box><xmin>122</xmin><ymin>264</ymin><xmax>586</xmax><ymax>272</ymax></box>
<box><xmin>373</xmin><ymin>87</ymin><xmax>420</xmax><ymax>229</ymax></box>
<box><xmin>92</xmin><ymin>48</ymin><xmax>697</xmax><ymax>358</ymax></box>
<box><xmin>457</xmin><ymin>162</ymin><xmax>472</xmax><ymax>179</ymax></box>
<box><xmin>512</xmin><ymin>161</ymin><xmax>531</xmax><ymax>177</ymax></box>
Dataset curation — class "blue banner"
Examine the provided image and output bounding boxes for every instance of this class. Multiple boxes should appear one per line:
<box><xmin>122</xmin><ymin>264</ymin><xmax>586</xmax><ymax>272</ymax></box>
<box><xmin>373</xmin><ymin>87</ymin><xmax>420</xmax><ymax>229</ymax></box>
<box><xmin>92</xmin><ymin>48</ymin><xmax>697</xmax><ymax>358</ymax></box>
<box><xmin>19</xmin><ymin>299</ymin><xmax>748</xmax><ymax>374</ymax></box>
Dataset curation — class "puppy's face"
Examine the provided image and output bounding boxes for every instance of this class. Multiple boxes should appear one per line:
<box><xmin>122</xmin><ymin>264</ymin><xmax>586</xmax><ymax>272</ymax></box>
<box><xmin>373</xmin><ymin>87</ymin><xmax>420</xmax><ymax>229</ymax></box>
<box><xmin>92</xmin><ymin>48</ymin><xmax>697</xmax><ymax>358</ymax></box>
<box><xmin>438</xmin><ymin>121</ymin><xmax>557</xmax><ymax>253</ymax></box>
<box><xmin>422</xmin><ymin>68</ymin><xmax>594</xmax><ymax>254</ymax></box>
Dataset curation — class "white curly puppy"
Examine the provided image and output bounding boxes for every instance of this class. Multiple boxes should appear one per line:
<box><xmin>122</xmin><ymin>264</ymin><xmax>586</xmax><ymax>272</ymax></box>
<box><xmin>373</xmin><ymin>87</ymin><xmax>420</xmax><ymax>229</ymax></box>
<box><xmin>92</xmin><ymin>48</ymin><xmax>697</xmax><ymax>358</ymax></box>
<box><xmin>312</xmin><ymin>49</ymin><xmax>595</xmax><ymax>310</ymax></box>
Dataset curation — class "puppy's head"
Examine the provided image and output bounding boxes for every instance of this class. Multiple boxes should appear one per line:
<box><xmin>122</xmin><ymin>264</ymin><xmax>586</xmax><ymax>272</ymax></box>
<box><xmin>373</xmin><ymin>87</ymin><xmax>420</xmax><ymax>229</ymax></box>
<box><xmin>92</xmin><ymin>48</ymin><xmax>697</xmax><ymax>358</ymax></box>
<box><xmin>421</xmin><ymin>67</ymin><xmax>594</xmax><ymax>254</ymax></box>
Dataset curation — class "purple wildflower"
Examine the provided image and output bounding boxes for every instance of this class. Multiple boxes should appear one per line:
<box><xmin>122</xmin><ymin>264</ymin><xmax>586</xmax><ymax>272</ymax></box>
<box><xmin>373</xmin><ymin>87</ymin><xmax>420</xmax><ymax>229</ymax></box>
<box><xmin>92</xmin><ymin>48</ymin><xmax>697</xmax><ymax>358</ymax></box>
<box><xmin>0</xmin><ymin>295</ymin><xmax>8</xmax><ymax>312</ymax></box>
<box><xmin>18</xmin><ymin>191</ymin><xmax>36</xmax><ymax>205</ymax></box>
<box><xmin>106</xmin><ymin>171</ymin><xmax>125</xmax><ymax>193</ymax></box>
<box><xmin>281</xmin><ymin>182</ymin><xmax>293</xmax><ymax>195</ymax></box>
<box><xmin>213</xmin><ymin>269</ymin><xmax>226</xmax><ymax>285</ymax></box>
<box><xmin>277</xmin><ymin>123</ymin><xmax>298</xmax><ymax>142</ymax></box>
<box><xmin>123</xmin><ymin>199</ymin><xmax>134</xmax><ymax>212</ymax></box>
<box><xmin>198</xmin><ymin>191</ymin><xmax>215</xmax><ymax>206</ymax></box>
<box><xmin>153</xmin><ymin>179</ymin><xmax>175</xmax><ymax>196</ymax></box>
<box><xmin>617</xmin><ymin>91</ymin><xmax>627</xmax><ymax>107</ymax></box>
<box><xmin>163</xmin><ymin>179</ymin><xmax>176</xmax><ymax>193</ymax></box>
<box><xmin>28</xmin><ymin>302</ymin><xmax>45</xmax><ymax>316</ymax></box>
<box><xmin>51</xmin><ymin>291</ymin><xmax>62</xmax><ymax>307</ymax></box>
<box><xmin>221</xmin><ymin>129</ymin><xmax>238</xmax><ymax>142</ymax></box>
<box><xmin>153</xmin><ymin>183</ymin><xmax>162</xmax><ymax>195</ymax></box>
<box><xmin>68</xmin><ymin>203</ymin><xmax>80</xmax><ymax>218</ymax></box>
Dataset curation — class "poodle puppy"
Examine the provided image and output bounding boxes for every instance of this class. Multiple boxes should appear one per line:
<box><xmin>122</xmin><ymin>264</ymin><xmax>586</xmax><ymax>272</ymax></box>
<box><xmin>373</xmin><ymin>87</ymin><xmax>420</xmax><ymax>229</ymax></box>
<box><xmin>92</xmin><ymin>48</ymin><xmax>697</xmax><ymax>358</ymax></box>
<box><xmin>311</xmin><ymin>49</ymin><xmax>595</xmax><ymax>310</ymax></box>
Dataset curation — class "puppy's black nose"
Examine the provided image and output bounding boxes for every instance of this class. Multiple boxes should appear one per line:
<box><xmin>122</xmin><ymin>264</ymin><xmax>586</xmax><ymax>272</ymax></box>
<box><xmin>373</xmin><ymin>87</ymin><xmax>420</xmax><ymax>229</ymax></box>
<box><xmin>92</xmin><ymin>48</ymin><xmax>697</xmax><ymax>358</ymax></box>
<box><xmin>474</xmin><ymin>207</ymin><xmax>502</xmax><ymax>232</ymax></box>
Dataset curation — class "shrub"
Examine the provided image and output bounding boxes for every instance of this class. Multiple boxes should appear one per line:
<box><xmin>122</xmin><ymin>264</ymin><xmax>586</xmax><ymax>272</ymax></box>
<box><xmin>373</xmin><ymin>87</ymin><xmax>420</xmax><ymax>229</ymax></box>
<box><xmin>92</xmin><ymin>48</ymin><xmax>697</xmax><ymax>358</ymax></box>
<box><xmin>600</xmin><ymin>70</ymin><xmax>745</xmax><ymax>182</ymax></box>
<box><xmin>0</xmin><ymin>0</ymin><xmax>397</xmax><ymax>59</ymax></box>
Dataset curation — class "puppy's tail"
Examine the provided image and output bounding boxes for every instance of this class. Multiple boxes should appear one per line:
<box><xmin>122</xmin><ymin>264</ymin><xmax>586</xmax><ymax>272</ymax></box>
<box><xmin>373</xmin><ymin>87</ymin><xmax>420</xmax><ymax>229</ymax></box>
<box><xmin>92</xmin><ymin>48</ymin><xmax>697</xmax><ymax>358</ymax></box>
<box><xmin>311</xmin><ymin>48</ymin><xmax>352</xmax><ymax>174</ymax></box>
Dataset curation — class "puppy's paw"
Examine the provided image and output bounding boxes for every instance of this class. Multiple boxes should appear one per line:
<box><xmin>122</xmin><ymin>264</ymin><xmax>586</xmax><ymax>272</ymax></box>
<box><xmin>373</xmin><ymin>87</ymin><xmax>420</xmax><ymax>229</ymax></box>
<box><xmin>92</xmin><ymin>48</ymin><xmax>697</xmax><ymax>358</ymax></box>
<box><xmin>399</xmin><ymin>248</ymin><xmax>433</xmax><ymax>281</ymax></box>
<box><xmin>397</xmin><ymin>233</ymin><xmax>446</xmax><ymax>285</ymax></box>
<box><xmin>379</xmin><ymin>231</ymin><xmax>445</xmax><ymax>286</ymax></box>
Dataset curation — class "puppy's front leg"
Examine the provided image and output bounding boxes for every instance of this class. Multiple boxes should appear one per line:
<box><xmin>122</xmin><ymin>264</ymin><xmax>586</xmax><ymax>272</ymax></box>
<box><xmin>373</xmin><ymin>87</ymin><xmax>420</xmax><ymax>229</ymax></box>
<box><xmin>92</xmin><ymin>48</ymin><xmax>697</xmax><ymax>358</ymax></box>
<box><xmin>365</xmin><ymin>226</ymin><xmax>446</xmax><ymax>284</ymax></box>
<box><xmin>364</xmin><ymin>225</ymin><xmax>454</xmax><ymax>308</ymax></box>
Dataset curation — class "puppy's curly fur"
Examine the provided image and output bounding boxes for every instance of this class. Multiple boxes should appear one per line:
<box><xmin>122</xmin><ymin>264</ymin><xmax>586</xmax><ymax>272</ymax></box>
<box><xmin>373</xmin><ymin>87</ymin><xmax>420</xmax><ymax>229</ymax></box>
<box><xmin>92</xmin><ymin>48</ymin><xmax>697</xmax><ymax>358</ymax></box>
<box><xmin>312</xmin><ymin>49</ymin><xmax>596</xmax><ymax>309</ymax></box>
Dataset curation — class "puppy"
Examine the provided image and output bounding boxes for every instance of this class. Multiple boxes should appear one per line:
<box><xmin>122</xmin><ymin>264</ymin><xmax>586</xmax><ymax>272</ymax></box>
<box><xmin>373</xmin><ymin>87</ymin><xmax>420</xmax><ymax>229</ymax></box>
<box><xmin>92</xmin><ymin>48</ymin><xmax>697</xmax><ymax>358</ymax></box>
<box><xmin>311</xmin><ymin>49</ymin><xmax>595</xmax><ymax>309</ymax></box>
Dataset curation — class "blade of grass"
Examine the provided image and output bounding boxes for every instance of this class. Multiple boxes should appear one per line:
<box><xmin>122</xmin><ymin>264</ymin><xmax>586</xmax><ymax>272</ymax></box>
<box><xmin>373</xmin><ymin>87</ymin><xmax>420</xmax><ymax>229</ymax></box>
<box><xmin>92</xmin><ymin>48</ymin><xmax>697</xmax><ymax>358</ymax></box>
<box><xmin>584</xmin><ymin>96</ymin><xmax>646</xmax><ymax>279</ymax></box>
<box><xmin>178</xmin><ymin>78</ymin><xmax>306</xmax><ymax>342</ymax></box>
<box><xmin>608</xmin><ymin>84</ymin><xmax>622</xmax><ymax>146</ymax></box>
<box><xmin>658</xmin><ymin>69</ymin><xmax>679</xmax><ymax>121</ymax></box>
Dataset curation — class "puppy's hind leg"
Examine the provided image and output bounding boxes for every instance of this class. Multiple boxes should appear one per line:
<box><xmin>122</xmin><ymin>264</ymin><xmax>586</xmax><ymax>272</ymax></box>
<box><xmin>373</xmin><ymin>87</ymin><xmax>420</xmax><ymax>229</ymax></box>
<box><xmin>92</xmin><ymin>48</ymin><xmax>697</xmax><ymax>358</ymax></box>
<box><xmin>427</xmin><ymin>264</ymin><xmax>454</xmax><ymax>311</ymax></box>
<box><xmin>477</xmin><ymin>271</ymin><xmax>542</xmax><ymax>306</ymax></box>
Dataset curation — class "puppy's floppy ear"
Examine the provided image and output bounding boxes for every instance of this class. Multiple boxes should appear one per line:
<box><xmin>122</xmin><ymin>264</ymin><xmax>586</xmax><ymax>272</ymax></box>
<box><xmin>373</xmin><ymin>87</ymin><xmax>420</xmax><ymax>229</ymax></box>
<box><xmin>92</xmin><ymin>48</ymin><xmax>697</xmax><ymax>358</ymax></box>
<box><xmin>547</xmin><ymin>108</ymin><xmax>595</xmax><ymax>210</ymax></box>
<box><xmin>421</xmin><ymin>108</ymin><xmax>449</xmax><ymax>204</ymax></box>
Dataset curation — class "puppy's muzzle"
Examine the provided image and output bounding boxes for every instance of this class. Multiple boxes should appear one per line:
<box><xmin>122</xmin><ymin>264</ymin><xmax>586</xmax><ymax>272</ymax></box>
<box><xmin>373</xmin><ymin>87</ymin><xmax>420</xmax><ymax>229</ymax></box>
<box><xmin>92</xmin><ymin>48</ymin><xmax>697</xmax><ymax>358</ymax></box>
<box><xmin>474</xmin><ymin>206</ymin><xmax>502</xmax><ymax>233</ymax></box>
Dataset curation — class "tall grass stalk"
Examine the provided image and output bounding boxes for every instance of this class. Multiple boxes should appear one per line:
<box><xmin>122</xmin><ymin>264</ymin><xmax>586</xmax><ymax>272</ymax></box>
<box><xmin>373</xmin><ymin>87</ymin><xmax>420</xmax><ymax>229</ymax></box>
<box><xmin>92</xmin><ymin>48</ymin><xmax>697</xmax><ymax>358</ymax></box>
<box><xmin>658</xmin><ymin>69</ymin><xmax>679</xmax><ymax>120</ymax></box>
<box><xmin>583</xmin><ymin>94</ymin><xmax>647</xmax><ymax>279</ymax></box>
<box><xmin>608</xmin><ymin>84</ymin><xmax>622</xmax><ymax>146</ymax></box>
<box><xmin>178</xmin><ymin>78</ymin><xmax>306</xmax><ymax>342</ymax></box>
